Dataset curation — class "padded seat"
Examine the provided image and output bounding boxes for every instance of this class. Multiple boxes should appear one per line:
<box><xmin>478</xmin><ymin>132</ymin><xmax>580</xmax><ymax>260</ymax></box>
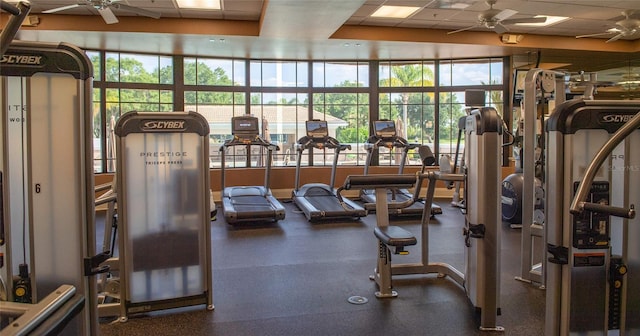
<box><xmin>374</xmin><ymin>226</ymin><xmax>417</xmax><ymax>247</ymax></box>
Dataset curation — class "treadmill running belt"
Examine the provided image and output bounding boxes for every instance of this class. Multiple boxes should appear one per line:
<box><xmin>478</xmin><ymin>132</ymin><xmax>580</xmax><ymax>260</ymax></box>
<box><xmin>231</xmin><ymin>195</ymin><xmax>273</xmax><ymax>207</ymax></box>
<box><xmin>304</xmin><ymin>195</ymin><xmax>354</xmax><ymax>212</ymax></box>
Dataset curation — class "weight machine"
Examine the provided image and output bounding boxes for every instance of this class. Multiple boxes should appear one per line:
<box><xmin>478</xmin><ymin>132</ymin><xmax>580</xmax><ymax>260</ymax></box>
<box><xmin>112</xmin><ymin>111</ymin><xmax>214</xmax><ymax>320</ymax></box>
<box><xmin>339</xmin><ymin>106</ymin><xmax>504</xmax><ymax>331</ymax></box>
<box><xmin>1</xmin><ymin>41</ymin><xmax>99</xmax><ymax>335</ymax></box>
<box><xmin>511</xmin><ymin>69</ymin><xmax>565</xmax><ymax>287</ymax></box>
<box><xmin>545</xmin><ymin>99</ymin><xmax>640</xmax><ymax>335</ymax></box>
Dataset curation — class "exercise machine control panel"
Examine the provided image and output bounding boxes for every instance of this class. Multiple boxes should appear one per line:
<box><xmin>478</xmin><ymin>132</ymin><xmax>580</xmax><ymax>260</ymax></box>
<box><xmin>231</xmin><ymin>115</ymin><xmax>260</xmax><ymax>143</ymax></box>
<box><xmin>572</xmin><ymin>181</ymin><xmax>610</xmax><ymax>249</ymax></box>
<box><xmin>368</xmin><ymin>120</ymin><xmax>414</xmax><ymax>149</ymax></box>
<box><xmin>306</xmin><ymin>120</ymin><xmax>328</xmax><ymax>139</ymax></box>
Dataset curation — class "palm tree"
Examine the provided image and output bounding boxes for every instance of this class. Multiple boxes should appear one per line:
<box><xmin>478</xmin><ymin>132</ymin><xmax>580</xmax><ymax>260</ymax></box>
<box><xmin>382</xmin><ymin>64</ymin><xmax>434</xmax><ymax>138</ymax></box>
<box><xmin>380</xmin><ymin>64</ymin><xmax>434</xmax><ymax>164</ymax></box>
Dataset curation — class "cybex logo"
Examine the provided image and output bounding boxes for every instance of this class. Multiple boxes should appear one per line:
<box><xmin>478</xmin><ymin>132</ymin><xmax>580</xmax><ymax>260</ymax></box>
<box><xmin>142</xmin><ymin>120</ymin><xmax>185</xmax><ymax>130</ymax></box>
<box><xmin>1</xmin><ymin>55</ymin><xmax>43</xmax><ymax>65</ymax></box>
<box><xmin>600</xmin><ymin>114</ymin><xmax>635</xmax><ymax>123</ymax></box>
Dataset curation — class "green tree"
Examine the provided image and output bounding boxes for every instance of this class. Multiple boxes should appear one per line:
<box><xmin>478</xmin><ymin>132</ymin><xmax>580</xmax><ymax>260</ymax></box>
<box><xmin>380</xmin><ymin>64</ymin><xmax>434</xmax><ymax>139</ymax></box>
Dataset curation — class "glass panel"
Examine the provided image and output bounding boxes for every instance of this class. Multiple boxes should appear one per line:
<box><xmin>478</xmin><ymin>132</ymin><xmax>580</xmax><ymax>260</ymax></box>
<box><xmin>313</xmin><ymin>62</ymin><xmax>368</xmax><ymax>88</ymax></box>
<box><xmin>261</xmin><ymin>92</ymin><xmax>298</xmax><ymax>104</ymax></box>
<box><xmin>488</xmin><ymin>90</ymin><xmax>504</xmax><ymax>116</ymax></box>
<box><xmin>105</xmin><ymin>52</ymin><xmax>119</xmax><ymax>82</ymax></box>
<box><xmin>380</xmin><ymin>62</ymin><xmax>434</xmax><ymax>87</ymax></box>
<box><xmin>184</xmin><ymin>57</ymin><xmax>197</xmax><ymax>85</ymax></box>
<box><xmin>86</xmin><ymin>50</ymin><xmax>101</xmax><ymax>81</ymax></box>
<box><xmin>160</xmin><ymin>90</ymin><xmax>173</xmax><ymax>104</ymax></box>
<box><xmin>122</xmin><ymin>132</ymin><xmax>206</xmax><ymax>303</ymax></box>
<box><xmin>119</xmin><ymin>53</ymin><xmax>160</xmax><ymax>84</ymax></box>
<box><xmin>438</xmin><ymin>91</ymin><xmax>466</xmax><ymax>157</ymax></box>
<box><xmin>104</xmin><ymin>89</ymin><xmax>173</xmax><ymax>115</ymax></box>
<box><xmin>234</xmin><ymin>60</ymin><xmax>246</xmax><ymax>86</ymax></box>
<box><xmin>297</xmin><ymin>62</ymin><xmax>308</xmax><ymax>87</ymax></box>
<box><xmin>197</xmin><ymin>59</ymin><xmax>234</xmax><ymax>85</ymax></box>
<box><xmin>92</xmin><ymin>88</ymin><xmax>103</xmax><ymax>172</ymax></box>
<box><xmin>378</xmin><ymin>92</ymin><xmax>435</xmax><ymax>165</ymax></box>
<box><xmin>323</xmin><ymin>62</ymin><xmax>360</xmax><ymax>87</ymax></box>
<box><xmin>312</xmin><ymin>62</ymin><xmax>324</xmax><ymax>87</ymax></box>
<box><xmin>439</xmin><ymin>60</ymin><xmax>452</xmax><ymax>86</ymax></box>
<box><xmin>244</xmin><ymin>93</ymin><xmax>310</xmax><ymax>166</ymax></box>
<box><xmin>184</xmin><ymin>90</ymin><xmax>246</xmax><ymax>166</ymax></box>
<box><xmin>253</xmin><ymin>61</ymin><xmax>298</xmax><ymax>87</ymax></box>
<box><xmin>312</xmin><ymin>92</ymin><xmax>368</xmax><ymax>165</ymax></box>
<box><xmin>160</xmin><ymin>56</ymin><xmax>173</xmax><ymax>84</ymax></box>
<box><xmin>450</xmin><ymin>59</ymin><xmax>491</xmax><ymax>86</ymax></box>
<box><xmin>250</xmin><ymin>61</ymin><xmax>261</xmax><ymax>87</ymax></box>
<box><xmin>490</xmin><ymin>59</ymin><xmax>503</xmax><ymax>85</ymax></box>
<box><xmin>234</xmin><ymin>92</ymin><xmax>246</xmax><ymax>104</ymax></box>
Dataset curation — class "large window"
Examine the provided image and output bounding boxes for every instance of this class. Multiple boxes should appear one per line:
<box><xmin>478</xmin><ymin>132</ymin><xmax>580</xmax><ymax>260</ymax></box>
<box><xmin>313</xmin><ymin>92</ymin><xmax>369</xmax><ymax>166</ymax></box>
<box><xmin>251</xmin><ymin>61</ymin><xmax>307</xmax><ymax>87</ymax></box>
<box><xmin>91</xmin><ymin>52</ymin><xmax>175</xmax><ymax>172</ymax></box>
<box><xmin>185</xmin><ymin>57</ymin><xmax>245</xmax><ymax>86</ymax></box>
<box><xmin>89</xmin><ymin>51</ymin><xmax>507</xmax><ymax>173</ymax></box>
<box><xmin>313</xmin><ymin>62</ymin><xmax>368</xmax><ymax>88</ymax></box>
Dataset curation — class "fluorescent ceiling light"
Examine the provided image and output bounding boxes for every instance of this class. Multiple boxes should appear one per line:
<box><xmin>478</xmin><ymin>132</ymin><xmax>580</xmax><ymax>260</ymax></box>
<box><xmin>450</xmin><ymin>3</ymin><xmax>471</xmax><ymax>9</ymax></box>
<box><xmin>176</xmin><ymin>0</ymin><xmax>221</xmax><ymax>10</ymax></box>
<box><xmin>516</xmin><ymin>15</ymin><xmax>569</xmax><ymax>27</ymax></box>
<box><xmin>371</xmin><ymin>5</ymin><xmax>421</xmax><ymax>19</ymax></box>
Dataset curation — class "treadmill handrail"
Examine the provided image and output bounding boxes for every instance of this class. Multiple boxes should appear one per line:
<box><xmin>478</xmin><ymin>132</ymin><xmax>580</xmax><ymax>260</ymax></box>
<box><xmin>220</xmin><ymin>136</ymin><xmax>279</xmax><ymax>151</ymax></box>
<box><xmin>363</xmin><ymin>129</ymin><xmax>419</xmax><ymax>175</ymax></box>
<box><xmin>219</xmin><ymin>133</ymin><xmax>278</xmax><ymax>191</ymax></box>
<box><xmin>293</xmin><ymin>135</ymin><xmax>350</xmax><ymax>191</ymax></box>
<box><xmin>295</xmin><ymin>135</ymin><xmax>347</xmax><ymax>151</ymax></box>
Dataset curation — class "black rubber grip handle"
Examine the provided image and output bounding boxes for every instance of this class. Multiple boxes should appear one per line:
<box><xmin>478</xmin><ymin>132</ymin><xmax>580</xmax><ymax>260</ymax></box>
<box><xmin>573</xmin><ymin>202</ymin><xmax>636</xmax><ymax>219</ymax></box>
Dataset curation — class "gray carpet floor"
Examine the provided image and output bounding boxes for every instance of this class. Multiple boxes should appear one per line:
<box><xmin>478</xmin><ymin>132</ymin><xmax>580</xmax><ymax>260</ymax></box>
<box><xmin>99</xmin><ymin>199</ymin><xmax>545</xmax><ymax>336</ymax></box>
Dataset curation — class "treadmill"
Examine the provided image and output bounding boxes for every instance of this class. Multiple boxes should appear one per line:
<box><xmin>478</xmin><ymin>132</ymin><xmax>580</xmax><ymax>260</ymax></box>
<box><xmin>360</xmin><ymin>120</ymin><xmax>442</xmax><ymax>217</ymax></box>
<box><xmin>292</xmin><ymin>120</ymin><xmax>368</xmax><ymax>222</ymax></box>
<box><xmin>219</xmin><ymin>115</ymin><xmax>286</xmax><ymax>224</ymax></box>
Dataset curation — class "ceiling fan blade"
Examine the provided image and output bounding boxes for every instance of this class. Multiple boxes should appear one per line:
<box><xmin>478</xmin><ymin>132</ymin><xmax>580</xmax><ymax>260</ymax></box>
<box><xmin>493</xmin><ymin>9</ymin><xmax>516</xmax><ymax>21</ymax></box>
<box><xmin>576</xmin><ymin>32</ymin><xmax>614</xmax><ymax>39</ymax></box>
<box><xmin>42</xmin><ymin>4</ymin><xmax>81</xmax><ymax>13</ymax></box>
<box><xmin>501</xmin><ymin>17</ymin><xmax>546</xmax><ymax>25</ymax></box>
<box><xmin>98</xmin><ymin>6</ymin><xmax>119</xmax><ymax>24</ymax></box>
<box><xmin>606</xmin><ymin>33</ymin><xmax>625</xmax><ymax>43</ymax></box>
<box><xmin>113</xmin><ymin>3</ymin><xmax>161</xmax><ymax>19</ymax></box>
<box><xmin>447</xmin><ymin>25</ymin><xmax>479</xmax><ymax>34</ymax></box>
<box><xmin>493</xmin><ymin>22</ymin><xmax>508</xmax><ymax>34</ymax></box>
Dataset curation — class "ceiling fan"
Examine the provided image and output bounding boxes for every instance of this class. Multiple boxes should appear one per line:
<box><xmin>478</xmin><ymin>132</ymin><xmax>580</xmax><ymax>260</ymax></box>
<box><xmin>448</xmin><ymin>0</ymin><xmax>546</xmax><ymax>35</ymax></box>
<box><xmin>576</xmin><ymin>10</ymin><xmax>639</xmax><ymax>43</ymax></box>
<box><xmin>42</xmin><ymin>0</ymin><xmax>161</xmax><ymax>24</ymax></box>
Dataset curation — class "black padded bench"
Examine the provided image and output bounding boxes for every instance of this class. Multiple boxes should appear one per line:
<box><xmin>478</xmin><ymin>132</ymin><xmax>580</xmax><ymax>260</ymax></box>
<box><xmin>339</xmin><ymin>174</ymin><xmax>419</xmax><ymax>298</ymax></box>
<box><xmin>374</xmin><ymin>226</ymin><xmax>417</xmax><ymax>255</ymax></box>
<box><xmin>342</xmin><ymin>174</ymin><xmax>417</xmax><ymax>190</ymax></box>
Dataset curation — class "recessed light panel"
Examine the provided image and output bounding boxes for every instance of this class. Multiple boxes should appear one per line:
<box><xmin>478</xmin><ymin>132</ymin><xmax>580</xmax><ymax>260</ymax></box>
<box><xmin>176</xmin><ymin>0</ymin><xmax>221</xmax><ymax>10</ymax></box>
<box><xmin>516</xmin><ymin>15</ymin><xmax>569</xmax><ymax>27</ymax></box>
<box><xmin>371</xmin><ymin>5</ymin><xmax>421</xmax><ymax>19</ymax></box>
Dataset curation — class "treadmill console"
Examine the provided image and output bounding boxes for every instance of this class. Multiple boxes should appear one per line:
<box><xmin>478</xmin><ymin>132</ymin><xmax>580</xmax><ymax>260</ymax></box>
<box><xmin>306</xmin><ymin>120</ymin><xmax>328</xmax><ymax>139</ymax></box>
<box><xmin>374</xmin><ymin>120</ymin><xmax>396</xmax><ymax>140</ymax></box>
<box><xmin>232</xmin><ymin>115</ymin><xmax>259</xmax><ymax>141</ymax></box>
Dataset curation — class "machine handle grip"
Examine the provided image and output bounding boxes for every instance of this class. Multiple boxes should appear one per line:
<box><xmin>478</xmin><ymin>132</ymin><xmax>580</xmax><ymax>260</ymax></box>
<box><xmin>571</xmin><ymin>202</ymin><xmax>635</xmax><ymax>219</ymax></box>
<box><xmin>1</xmin><ymin>1</ymin><xmax>21</xmax><ymax>15</ymax></box>
<box><xmin>570</xmin><ymin>111</ymin><xmax>640</xmax><ymax>215</ymax></box>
